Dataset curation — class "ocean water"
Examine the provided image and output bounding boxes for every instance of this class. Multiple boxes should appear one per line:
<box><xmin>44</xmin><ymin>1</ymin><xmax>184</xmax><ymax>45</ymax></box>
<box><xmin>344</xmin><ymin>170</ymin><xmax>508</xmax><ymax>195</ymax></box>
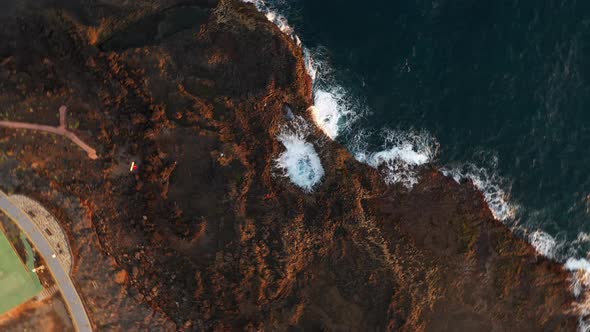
<box><xmin>246</xmin><ymin>0</ymin><xmax>590</xmax><ymax>325</ymax></box>
<box><xmin>256</xmin><ymin>0</ymin><xmax>590</xmax><ymax>258</ymax></box>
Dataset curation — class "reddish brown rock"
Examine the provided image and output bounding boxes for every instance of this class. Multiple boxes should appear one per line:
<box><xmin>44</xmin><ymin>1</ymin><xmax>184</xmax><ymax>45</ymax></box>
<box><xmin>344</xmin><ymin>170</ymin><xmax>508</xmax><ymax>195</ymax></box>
<box><xmin>115</xmin><ymin>270</ymin><xmax>128</xmax><ymax>285</ymax></box>
<box><xmin>0</xmin><ymin>0</ymin><xmax>579</xmax><ymax>331</ymax></box>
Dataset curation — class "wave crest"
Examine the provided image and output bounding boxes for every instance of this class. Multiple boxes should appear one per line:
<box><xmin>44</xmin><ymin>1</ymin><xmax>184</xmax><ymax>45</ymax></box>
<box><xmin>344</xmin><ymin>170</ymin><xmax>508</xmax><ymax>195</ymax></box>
<box><xmin>442</xmin><ymin>164</ymin><xmax>517</xmax><ymax>221</ymax></box>
<box><xmin>309</xmin><ymin>86</ymin><xmax>359</xmax><ymax>140</ymax></box>
<box><xmin>353</xmin><ymin>129</ymin><xmax>438</xmax><ymax>188</ymax></box>
<box><xmin>530</xmin><ymin>230</ymin><xmax>558</xmax><ymax>258</ymax></box>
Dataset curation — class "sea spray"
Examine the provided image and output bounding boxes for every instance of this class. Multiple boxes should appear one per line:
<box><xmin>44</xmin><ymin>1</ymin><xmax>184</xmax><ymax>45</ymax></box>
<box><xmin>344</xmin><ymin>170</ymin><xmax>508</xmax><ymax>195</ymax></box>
<box><xmin>309</xmin><ymin>87</ymin><xmax>359</xmax><ymax>140</ymax></box>
<box><xmin>441</xmin><ymin>163</ymin><xmax>516</xmax><ymax>221</ymax></box>
<box><xmin>564</xmin><ymin>257</ymin><xmax>590</xmax><ymax>332</ymax></box>
<box><xmin>242</xmin><ymin>0</ymin><xmax>299</xmax><ymax>43</ymax></box>
<box><xmin>566</xmin><ymin>258</ymin><xmax>590</xmax><ymax>296</ymax></box>
<box><xmin>303</xmin><ymin>48</ymin><xmax>318</xmax><ymax>81</ymax></box>
<box><xmin>526</xmin><ymin>230</ymin><xmax>590</xmax><ymax>331</ymax></box>
<box><xmin>351</xmin><ymin>129</ymin><xmax>438</xmax><ymax>188</ymax></box>
<box><xmin>529</xmin><ymin>230</ymin><xmax>558</xmax><ymax>258</ymax></box>
<box><xmin>575</xmin><ymin>232</ymin><xmax>590</xmax><ymax>245</ymax></box>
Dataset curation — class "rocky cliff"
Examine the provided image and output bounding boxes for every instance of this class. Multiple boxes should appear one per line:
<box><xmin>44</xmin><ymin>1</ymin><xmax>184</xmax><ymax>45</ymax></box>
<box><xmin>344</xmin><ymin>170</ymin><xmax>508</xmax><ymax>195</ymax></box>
<box><xmin>0</xmin><ymin>0</ymin><xmax>579</xmax><ymax>330</ymax></box>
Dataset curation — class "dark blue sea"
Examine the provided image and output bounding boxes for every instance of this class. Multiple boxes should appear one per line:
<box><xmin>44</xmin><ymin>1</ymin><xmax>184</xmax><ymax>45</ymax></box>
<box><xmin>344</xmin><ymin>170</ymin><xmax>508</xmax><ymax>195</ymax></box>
<box><xmin>249</xmin><ymin>0</ymin><xmax>590</xmax><ymax>266</ymax></box>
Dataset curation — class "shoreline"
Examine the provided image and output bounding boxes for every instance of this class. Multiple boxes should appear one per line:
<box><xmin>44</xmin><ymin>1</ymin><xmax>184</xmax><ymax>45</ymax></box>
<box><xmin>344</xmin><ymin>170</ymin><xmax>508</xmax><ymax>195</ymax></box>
<box><xmin>0</xmin><ymin>0</ymin><xmax>581</xmax><ymax>329</ymax></box>
<box><xmin>244</xmin><ymin>0</ymin><xmax>587</xmax><ymax>329</ymax></box>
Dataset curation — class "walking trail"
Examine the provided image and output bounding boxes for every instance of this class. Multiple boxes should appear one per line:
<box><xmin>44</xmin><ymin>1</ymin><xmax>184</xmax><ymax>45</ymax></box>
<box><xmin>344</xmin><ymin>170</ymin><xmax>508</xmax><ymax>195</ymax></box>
<box><xmin>0</xmin><ymin>106</ymin><xmax>98</xmax><ymax>160</ymax></box>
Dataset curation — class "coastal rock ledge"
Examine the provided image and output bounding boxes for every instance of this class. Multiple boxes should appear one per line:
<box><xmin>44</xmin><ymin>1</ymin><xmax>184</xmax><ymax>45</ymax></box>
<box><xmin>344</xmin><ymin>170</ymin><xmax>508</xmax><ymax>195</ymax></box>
<box><xmin>0</xmin><ymin>0</ymin><xmax>579</xmax><ymax>330</ymax></box>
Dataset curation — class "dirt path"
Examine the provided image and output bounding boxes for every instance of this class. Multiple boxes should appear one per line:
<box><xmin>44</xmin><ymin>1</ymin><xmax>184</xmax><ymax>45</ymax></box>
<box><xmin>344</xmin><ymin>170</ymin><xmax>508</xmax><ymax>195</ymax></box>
<box><xmin>0</xmin><ymin>106</ymin><xmax>98</xmax><ymax>160</ymax></box>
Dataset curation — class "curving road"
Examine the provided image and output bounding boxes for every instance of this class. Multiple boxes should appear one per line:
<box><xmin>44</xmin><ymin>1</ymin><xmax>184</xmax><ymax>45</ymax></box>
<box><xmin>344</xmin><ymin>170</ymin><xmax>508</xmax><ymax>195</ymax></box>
<box><xmin>0</xmin><ymin>191</ymin><xmax>92</xmax><ymax>332</ymax></box>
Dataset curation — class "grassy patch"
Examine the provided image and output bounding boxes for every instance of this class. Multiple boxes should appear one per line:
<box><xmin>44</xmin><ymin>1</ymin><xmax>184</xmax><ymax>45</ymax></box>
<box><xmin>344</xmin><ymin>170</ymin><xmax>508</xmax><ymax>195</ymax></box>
<box><xmin>0</xmin><ymin>229</ymin><xmax>42</xmax><ymax>314</ymax></box>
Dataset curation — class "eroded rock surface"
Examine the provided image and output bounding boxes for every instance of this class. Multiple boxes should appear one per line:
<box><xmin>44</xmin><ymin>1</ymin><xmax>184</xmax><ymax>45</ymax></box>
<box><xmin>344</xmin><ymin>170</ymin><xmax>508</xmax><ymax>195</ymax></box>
<box><xmin>0</xmin><ymin>0</ymin><xmax>578</xmax><ymax>330</ymax></box>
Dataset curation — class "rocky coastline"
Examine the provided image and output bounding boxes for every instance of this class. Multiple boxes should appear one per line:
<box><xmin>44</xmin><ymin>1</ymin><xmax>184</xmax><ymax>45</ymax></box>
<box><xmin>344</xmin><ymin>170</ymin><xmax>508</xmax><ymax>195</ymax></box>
<box><xmin>0</xmin><ymin>0</ymin><xmax>580</xmax><ymax>330</ymax></box>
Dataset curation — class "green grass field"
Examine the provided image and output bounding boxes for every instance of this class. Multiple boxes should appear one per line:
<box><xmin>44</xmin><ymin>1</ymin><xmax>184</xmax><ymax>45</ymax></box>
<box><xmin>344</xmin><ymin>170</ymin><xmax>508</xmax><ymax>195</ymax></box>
<box><xmin>0</xmin><ymin>229</ymin><xmax>42</xmax><ymax>314</ymax></box>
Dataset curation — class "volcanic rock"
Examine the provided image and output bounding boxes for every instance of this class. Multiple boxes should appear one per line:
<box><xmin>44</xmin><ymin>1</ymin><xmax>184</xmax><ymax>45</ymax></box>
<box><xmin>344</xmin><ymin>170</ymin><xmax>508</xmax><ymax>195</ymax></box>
<box><xmin>0</xmin><ymin>0</ymin><xmax>579</xmax><ymax>331</ymax></box>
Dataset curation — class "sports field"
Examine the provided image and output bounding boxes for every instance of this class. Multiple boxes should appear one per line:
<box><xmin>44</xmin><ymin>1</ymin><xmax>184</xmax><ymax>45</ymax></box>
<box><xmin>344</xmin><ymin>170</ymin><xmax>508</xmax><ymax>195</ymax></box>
<box><xmin>0</xmin><ymin>229</ymin><xmax>42</xmax><ymax>314</ymax></box>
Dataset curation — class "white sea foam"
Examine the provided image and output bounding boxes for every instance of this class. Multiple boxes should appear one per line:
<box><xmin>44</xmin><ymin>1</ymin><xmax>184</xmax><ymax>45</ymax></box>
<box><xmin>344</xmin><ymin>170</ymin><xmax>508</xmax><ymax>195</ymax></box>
<box><xmin>566</xmin><ymin>257</ymin><xmax>590</xmax><ymax>332</ymax></box>
<box><xmin>529</xmin><ymin>230</ymin><xmax>557</xmax><ymax>258</ymax></box>
<box><xmin>353</xmin><ymin>130</ymin><xmax>438</xmax><ymax>188</ymax></box>
<box><xmin>575</xmin><ymin>232</ymin><xmax>590</xmax><ymax>244</ymax></box>
<box><xmin>531</xmin><ymin>236</ymin><xmax>590</xmax><ymax>332</ymax></box>
<box><xmin>309</xmin><ymin>88</ymin><xmax>354</xmax><ymax>139</ymax></box>
<box><xmin>303</xmin><ymin>48</ymin><xmax>318</xmax><ymax>81</ymax></box>
<box><xmin>275</xmin><ymin>118</ymin><xmax>324</xmax><ymax>192</ymax></box>
<box><xmin>264</xmin><ymin>11</ymin><xmax>294</xmax><ymax>35</ymax></box>
<box><xmin>442</xmin><ymin>164</ymin><xmax>516</xmax><ymax>221</ymax></box>
<box><xmin>566</xmin><ymin>258</ymin><xmax>590</xmax><ymax>298</ymax></box>
<box><xmin>243</xmin><ymin>0</ymin><xmax>297</xmax><ymax>38</ymax></box>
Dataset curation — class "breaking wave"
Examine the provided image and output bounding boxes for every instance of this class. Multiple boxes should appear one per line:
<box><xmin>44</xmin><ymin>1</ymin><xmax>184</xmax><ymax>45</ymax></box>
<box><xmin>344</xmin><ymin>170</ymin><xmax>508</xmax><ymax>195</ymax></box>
<box><xmin>564</xmin><ymin>257</ymin><xmax>590</xmax><ymax>332</ymax></box>
<box><xmin>530</xmin><ymin>230</ymin><xmax>558</xmax><ymax>259</ymax></box>
<box><xmin>242</xmin><ymin>0</ymin><xmax>294</xmax><ymax>35</ymax></box>
<box><xmin>563</xmin><ymin>233</ymin><xmax>590</xmax><ymax>331</ymax></box>
<box><xmin>525</xmin><ymin>229</ymin><xmax>590</xmax><ymax>330</ymax></box>
<box><xmin>308</xmin><ymin>87</ymin><xmax>358</xmax><ymax>140</ymax></box>
<box><xmin>352</xmin><ymin>129</ymin><xmax>438</xmax><ymax>188</ymax></box>
<box><xmin>441</xmin><ymin>163</ymin><xmax>517</xmax><ymax>221</ymax></box>
<box><xmin>566</xmin><ymin>258</ymin><xmax>590</xmax><ymax>297</ymax></box>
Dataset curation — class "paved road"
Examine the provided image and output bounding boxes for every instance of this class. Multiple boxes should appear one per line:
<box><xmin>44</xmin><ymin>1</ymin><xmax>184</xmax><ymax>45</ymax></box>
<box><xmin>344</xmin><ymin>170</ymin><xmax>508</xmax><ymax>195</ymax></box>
<box><xmin>0</xmin><ymin>191</ymin><xmax>92</xmax><ymax>332</ymax></box>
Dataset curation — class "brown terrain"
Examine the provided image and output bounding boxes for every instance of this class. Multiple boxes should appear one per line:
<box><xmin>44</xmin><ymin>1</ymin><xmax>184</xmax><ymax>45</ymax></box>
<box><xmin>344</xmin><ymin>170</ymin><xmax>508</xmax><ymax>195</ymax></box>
<box><xmin>0</xmin><ymin>0</ymin><xmax>580</xmax><ymax>330</ymax></box>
